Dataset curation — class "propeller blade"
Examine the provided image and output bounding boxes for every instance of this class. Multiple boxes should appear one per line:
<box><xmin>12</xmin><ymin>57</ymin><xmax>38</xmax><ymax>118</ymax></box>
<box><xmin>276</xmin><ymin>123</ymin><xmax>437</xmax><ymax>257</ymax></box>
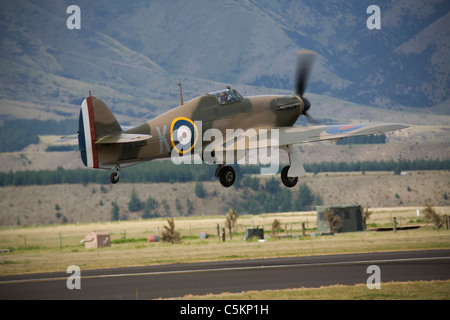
<box><xmin>295</xmin><ymin>50</ymin><xmax>316</xmax><ymax>97</ymax></box>
<box><xmin>304</xmin><ymin>112</ymin><xmax>321</xmax><ymax>125</ymax></box>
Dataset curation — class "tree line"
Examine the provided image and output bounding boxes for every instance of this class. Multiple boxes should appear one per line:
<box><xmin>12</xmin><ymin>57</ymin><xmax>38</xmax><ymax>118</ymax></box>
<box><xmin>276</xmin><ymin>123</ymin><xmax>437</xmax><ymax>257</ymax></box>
<box><xmin>0</xmin><ymin>119</ymin><xmax>77</xmax><ymax>152</ymax></box>
<box><xmin>109</xmin><ymin>178</ymin><xmax>320</xmax><ymax>222</ymax></box>
<box><xmin>0</xmin><ymin>158</ymin><xmax>448</xmax><ymax>187</ymax></box>
<box><xmin>336</xmin><ymin>134</ymin><xmax>386</xmax><ymax>145</ymax></box>
<box><xmin>305</xmin><ymin>158</ymin><xmax>450</xmax><ymax>174</ymax></box>
<box><xmin>235</xmin><ymin>177</ymin><xmax>321</xmax><ymax>214</ymax></box>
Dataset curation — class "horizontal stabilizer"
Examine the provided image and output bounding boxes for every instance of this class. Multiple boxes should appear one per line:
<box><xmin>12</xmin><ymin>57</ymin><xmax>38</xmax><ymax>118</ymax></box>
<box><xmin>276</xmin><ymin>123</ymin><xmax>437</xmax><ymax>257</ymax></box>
<box><xmin>54</xmin><ymin>134</ymin><xmax>78</xmax><ymax>143</ymax></box>
<box><xmin>54</xmin><ymin>125</ymin><xmax>135</xmax><ymax>143</ymax></box>
<box><xmin>96</xmin><ymin>133</ymin><xmax>152</xmax><ymax>144</ymax></box>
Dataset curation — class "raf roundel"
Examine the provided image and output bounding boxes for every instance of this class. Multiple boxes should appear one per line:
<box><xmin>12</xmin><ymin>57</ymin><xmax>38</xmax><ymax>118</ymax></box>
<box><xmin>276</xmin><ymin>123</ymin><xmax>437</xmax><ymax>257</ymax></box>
<box><xmin>170</xmin><ymin>117</ymin><xmax>199</xmax><ymax>154</ymax></box>
<box><xmin>325</xmin><ymin>124</ymin><xmax>365</xmax><ymax>135</ymax></box>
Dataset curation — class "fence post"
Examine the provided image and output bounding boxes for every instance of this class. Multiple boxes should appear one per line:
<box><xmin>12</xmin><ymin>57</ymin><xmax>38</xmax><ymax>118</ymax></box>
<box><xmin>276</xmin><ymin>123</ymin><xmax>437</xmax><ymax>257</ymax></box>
<box><xmin>302</xmin><ymin>223</ymin><xmax>306</xmax><ymax>237</ymax></box>
<box><xmin>393</xmin><ymin>217</ymin><xmax>397</xmax><ymax>233</ymax></box>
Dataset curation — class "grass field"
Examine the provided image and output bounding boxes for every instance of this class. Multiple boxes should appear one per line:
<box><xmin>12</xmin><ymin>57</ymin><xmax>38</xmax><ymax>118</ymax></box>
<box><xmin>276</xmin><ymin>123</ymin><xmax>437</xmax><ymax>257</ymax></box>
<box><xmin>174</xmin><ymin>280</ymin><xmax>450</xmax><ymax>300</ymax></box>
<box><xmin>1</xmin><ymin>208</ymin><xmax>449</xmax><ymax>299</ymax></box>
<box><xmin>1</xmin><ymin>207</ymin><xmax>449</xmax><ymax>275</ymax></box>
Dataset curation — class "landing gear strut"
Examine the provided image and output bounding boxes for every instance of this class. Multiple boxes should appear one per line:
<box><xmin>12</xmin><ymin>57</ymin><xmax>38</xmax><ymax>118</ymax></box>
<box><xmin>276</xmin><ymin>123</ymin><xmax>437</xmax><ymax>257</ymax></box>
<box><xmin>216</xmin><ymin>164</ymin><xmax>236</xmax><ymax>188</ymax></box>
<box><xmin>280</xmin><ymin>144</ymin><xmax>305</xmax><ymax>188</ymax></box>
<box><xmin>110</xmin><ymin>165</ymin><xmax>120</xmax><ymax>184</ymax></box>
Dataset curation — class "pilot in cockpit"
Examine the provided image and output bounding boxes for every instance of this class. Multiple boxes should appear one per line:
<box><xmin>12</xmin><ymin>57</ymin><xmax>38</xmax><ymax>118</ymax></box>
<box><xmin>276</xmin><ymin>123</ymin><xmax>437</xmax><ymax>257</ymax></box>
<box><xmin>219</xmin><ymin>92</ymin><xmax>227</xmax><ymax>104</ymax></box>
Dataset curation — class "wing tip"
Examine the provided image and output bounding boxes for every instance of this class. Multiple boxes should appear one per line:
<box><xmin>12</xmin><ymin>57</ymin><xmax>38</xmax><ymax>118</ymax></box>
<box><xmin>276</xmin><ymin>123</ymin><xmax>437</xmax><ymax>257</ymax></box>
<box><xmin>392</xmin><ymin>123</ymin><xmax>410</xmax><ymax>130</ymax></box>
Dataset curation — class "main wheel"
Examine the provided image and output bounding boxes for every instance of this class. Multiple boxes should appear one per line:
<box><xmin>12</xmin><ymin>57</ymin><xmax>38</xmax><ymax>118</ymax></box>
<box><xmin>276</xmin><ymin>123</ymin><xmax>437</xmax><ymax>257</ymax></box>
<box><xmin>219</xmin><ymin>166</ymin><xmax>236</xmax><ymax>188</ymax></box>
<box><xmin>110</xmin><ymin>172</ymin><xmax>119</xmax><ymax>184</ymax></box>
<box><xmin>281</xmin><ymin>166</ymin><xmax>298</xmax><ymax>188</ymax></box>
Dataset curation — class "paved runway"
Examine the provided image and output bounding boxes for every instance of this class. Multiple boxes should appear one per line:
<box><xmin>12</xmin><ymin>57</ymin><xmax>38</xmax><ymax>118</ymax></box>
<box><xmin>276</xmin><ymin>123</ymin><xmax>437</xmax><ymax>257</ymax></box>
<box><xmin>1</xmin><ymin>249</ymin><xmax>449</xmax><ymax>300</ymax></box>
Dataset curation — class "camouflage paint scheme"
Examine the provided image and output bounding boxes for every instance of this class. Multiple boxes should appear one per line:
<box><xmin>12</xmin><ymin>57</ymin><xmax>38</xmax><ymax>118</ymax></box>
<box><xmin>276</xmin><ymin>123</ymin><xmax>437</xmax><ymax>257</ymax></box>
<box><xmin>60</xmin><ymin>50</ymin><xmax>409</xmax><ymax>187</ymax></box>
<box><xmin>81</xmin><ymin>91</ymin><xmax>407</xmax><ymax>170</ymax></box>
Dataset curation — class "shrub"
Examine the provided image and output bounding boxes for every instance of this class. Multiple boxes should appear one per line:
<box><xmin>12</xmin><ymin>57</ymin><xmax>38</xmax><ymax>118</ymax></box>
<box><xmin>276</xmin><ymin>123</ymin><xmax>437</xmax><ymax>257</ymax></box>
<box><xmin>225</xmin><ymin>208</ymin><xmax>238</xmax><ymax>239</ymax></box>
<box><xmin>272</xmin><ymin>219</ymin><xmax>281</xmax><ymax>236</ymax></box>
<box><xmin>161</xmin><ymin>218</ymin><xmax>181</xmax><ymax>243</ymax></box>
<box><xmin>324</xmin><ymin>209</ymin><xmax>343</xmax><ymax>233</ymax></box>
<box><xmin>422</xmin><ymin>204</ymin><xmax>443</xmax><ymax>230</ymax></box>
<box><xmin>360</xmin><ymin>206</ymin><xmax>373</xmax><ymax>230</ymax></box>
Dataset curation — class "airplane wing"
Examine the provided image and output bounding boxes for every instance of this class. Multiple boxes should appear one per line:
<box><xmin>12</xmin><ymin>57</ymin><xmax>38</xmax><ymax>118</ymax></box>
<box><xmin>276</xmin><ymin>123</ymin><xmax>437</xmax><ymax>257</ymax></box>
<box><xmin>210</xmin><ymin>123</ymin><xmax>408</xmax><ymax>177</ymax></box>
<box><xmin>213</xmin><ymin>123</ymin><xmax>409</xmax><ymax>151</ymax></box>
<box><xmin>277</xmin><ymin>123</ymin><xmax>409</xmax><ymax>146</ymax></box>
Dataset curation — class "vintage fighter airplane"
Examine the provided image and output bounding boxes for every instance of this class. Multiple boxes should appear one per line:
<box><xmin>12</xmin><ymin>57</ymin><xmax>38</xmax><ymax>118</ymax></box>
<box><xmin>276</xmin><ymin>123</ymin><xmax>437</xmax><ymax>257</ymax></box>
<box><xmin>57</xmin><ymin>51</ymin><xmax>408</xmax><ymax>188</ymax></box>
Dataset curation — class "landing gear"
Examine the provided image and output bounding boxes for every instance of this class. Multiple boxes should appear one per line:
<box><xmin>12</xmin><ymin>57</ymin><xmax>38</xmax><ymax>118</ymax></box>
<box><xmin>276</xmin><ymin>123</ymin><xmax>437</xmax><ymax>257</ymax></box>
<box><xmin>279</xmin><ymin>144</ymin><xmax>305</xmax><ymax>188</ymax></box>
<box><xmin>110</xmin><ymin>165</ymin><xmax>120</xmax><ymax>184</ymax></box>
<box><xmin>216</xmin><ymin>164</ymin><xmax>236</xmax><ymax>188</ymax></box>
<box><xmin>202</xmin><ymin>150</ymin><xmax>216</xmax><ymax>165</ymax></box>
<box><xmin>281</xmin><ymin>165</ymin><xmax>298</xmax><ymax>188</ymax></box>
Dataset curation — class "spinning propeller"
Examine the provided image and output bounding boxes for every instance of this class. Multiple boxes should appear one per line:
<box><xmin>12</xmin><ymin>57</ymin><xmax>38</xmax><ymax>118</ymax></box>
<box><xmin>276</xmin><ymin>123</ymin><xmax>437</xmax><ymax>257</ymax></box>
<box><xmin>295</xmin><ymin>50</ymin><xmax>318</xmax><ymax>124</ymax></box>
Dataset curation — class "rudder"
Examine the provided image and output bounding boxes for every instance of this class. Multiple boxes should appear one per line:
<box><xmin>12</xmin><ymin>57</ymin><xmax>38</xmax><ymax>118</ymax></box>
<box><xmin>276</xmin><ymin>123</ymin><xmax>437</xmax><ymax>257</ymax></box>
<box><xmin>78</xmin><ymin>94</ymin><xmax>122</xmax><ymax>168</ymax></box>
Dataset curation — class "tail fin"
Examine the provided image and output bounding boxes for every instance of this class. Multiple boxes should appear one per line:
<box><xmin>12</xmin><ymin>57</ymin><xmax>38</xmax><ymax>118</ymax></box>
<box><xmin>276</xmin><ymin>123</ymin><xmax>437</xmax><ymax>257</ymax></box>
<box><xmin>78</xmin><ymin>93</ymin><xmax>121</xmax><ymax>168</ymax></box>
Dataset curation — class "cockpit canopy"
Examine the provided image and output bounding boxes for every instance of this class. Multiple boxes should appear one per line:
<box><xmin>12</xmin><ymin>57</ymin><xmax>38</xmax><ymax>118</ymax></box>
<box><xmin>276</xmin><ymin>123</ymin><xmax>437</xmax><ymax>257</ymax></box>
<box><xmin>209</xmin><ymin>88</ymin><xmax>243</xmax><ymax>105</ymax></box>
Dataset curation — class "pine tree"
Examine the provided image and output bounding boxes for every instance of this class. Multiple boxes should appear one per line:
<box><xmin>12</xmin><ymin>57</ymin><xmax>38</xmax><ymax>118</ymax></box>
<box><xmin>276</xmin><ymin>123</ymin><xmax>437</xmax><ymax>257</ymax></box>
<box><xmin>128</xmin><ymin>188</ymin><xmax>144</xmax><ymax>212</ymax></box>
<box><xmin>142</xmin><ymin>196</ymin><xmax>159</xmax><ymax>219</ymax></box>
<box><xmin>111</xmin><ymin>201</ymin><xmax>120</xmax><ymax>221</ymax></box>
<box><xmin>294</xmin><ymin>183</ymin><xmax>314</xmax><ymax>210</ymax></box>
<box><xmin>195</xmin><ymin>182</ymin><xmax>206</xmax><ymax>198</ymax></box>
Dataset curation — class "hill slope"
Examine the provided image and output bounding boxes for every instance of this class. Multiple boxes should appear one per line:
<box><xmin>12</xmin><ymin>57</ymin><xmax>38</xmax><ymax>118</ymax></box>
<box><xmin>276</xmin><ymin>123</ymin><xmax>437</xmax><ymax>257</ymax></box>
<box><xmin>1</xmin><ymin>171</ymin><xmax>448</xmax><ymax>226</ymax></box>
<box><xmin>0</xmin><ymin>0</ymin><xmax>449</xmax><ymax>125</ymax></box>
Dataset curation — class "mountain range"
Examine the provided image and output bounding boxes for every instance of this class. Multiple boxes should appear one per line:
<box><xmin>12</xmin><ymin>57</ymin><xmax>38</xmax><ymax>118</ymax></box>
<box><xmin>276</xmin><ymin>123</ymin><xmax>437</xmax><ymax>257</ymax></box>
<box><xmin>0</xmin><ymin>0</ymin><xmax>449</xmax><ymax>125</ymax></box>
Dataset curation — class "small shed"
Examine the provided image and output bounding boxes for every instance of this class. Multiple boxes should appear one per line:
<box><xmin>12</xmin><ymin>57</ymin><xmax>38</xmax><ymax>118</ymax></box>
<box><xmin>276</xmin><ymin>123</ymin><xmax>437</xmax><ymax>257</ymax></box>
<box><xmin>244</xmin><ymin>228</ymin><xmax>264</xmax><ymax>241</ymax></box>
<box><xmin>81</xmin><ymin>230</ymin><xmax>111</xmax><ymax>249</ymax></box>
<box><xmin>316</xmin><ymin>205</ymin><xmax>363</xmax><ymax>233</ymax></box>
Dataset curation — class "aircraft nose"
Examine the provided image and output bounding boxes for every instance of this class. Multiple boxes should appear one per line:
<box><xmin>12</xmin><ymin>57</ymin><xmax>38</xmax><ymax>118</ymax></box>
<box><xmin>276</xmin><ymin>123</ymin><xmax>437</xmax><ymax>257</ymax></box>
<box><xmin>275</xmin><ymin>97</ymin><xmax>302</xmax><ymax>111</ymax></box>
<box><xmin>302</xmin><ymin>97</ymin><xmax>311</xmax><ymax>112</ymax></box>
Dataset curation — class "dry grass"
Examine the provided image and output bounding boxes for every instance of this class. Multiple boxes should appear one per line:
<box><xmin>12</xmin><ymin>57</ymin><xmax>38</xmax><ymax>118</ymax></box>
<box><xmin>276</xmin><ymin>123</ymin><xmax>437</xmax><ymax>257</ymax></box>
<box><xmin>175</xmin><ymin>280</ymin><xmax>450</xmax><ymax>300</ymax></box>
<box><xmin>0</xmin><ymin>208</ymin><xmax>449</xmax><ymax>275</ymax></box>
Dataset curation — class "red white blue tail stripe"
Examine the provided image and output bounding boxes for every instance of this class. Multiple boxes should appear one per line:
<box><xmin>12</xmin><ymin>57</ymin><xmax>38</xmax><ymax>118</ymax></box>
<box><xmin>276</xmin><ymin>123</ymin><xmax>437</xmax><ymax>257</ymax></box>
<box><xmin>78</xmin><ymin>94</ymin><xmax>99</xmax><ymax>168</ymax></box>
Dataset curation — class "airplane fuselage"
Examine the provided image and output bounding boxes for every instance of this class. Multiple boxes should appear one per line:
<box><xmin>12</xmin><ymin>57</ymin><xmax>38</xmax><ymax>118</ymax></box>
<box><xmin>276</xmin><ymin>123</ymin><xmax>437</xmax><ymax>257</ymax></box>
<box><xmin>67</xmin><ymin>50</ymin><xmax>409</xmax><ymax>188</ymax></box>
<box><xmin>98</xmin><ymin>92</ymin><xmax>304</xmax><ymax>168</ymax></box>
